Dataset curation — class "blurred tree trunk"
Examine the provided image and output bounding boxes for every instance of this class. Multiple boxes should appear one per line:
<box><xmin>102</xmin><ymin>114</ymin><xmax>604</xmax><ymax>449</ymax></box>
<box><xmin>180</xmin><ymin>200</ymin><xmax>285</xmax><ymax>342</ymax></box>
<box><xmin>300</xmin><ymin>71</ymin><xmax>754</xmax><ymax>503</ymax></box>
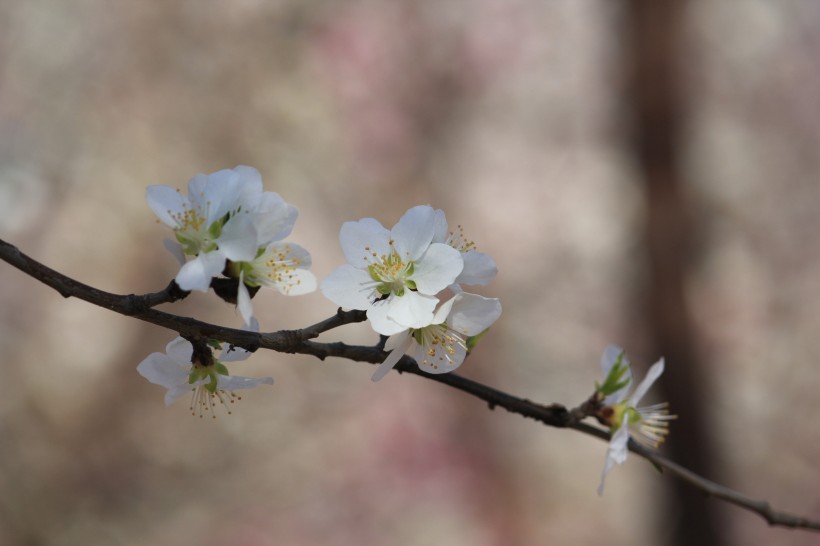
<box><xmin>620</xmin><ymin>1</ymin><xmax>727</xmax><ymax>544</ymax></box>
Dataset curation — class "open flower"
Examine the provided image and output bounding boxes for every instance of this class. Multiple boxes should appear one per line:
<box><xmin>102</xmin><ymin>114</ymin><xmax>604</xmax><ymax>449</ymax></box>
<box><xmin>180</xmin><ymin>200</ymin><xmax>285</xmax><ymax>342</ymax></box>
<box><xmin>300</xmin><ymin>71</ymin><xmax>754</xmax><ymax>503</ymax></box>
<box><xmin>137</xmin><ymin>336</ymin><xmax>272</xmax><ymax>418</ymax></box>
<box><xmin>432</xmin><ymin>209</ymin><xmax>497</xmax><ymax>292</ymax></box>
<box><xmin>234</xmin><ymin>242</ymin><xmax>317</xmax><ymax>324</ymax></box>
<box><xmin>147</xmin><ymin>166</ymin><xmax>298</xmax><ymax>292</ymax></box>
<box><xmin>596</xmin><ymin>345</ymin><xmax>675</xmax><ymax>495</ymax></box>
<box><xmin>371</xmin><ymin>292</ymin><xmax>502</xmax><ymax>381</ymax></box>
<box><xmin>320</xmin><ymin>205</ymin><xmax>464</xmax><ymax>335</ymax></box>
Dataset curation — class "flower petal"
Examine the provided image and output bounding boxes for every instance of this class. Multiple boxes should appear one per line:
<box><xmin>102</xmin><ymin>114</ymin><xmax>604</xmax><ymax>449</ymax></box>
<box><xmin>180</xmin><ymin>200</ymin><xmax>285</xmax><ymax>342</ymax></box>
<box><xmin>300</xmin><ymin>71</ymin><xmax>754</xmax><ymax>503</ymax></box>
<box><xmin>456</xmin><ymin>251</ymin><xmax>497</xmax><ymax>286</ymax></box>
<box><xmin>630</xmin><ymin>357</ymin><xmax>665</xmax><ymax>406</ymax></box>
<box><xmin>320</xmin><ymin>265</ymin><xmax>375</xmax><ymax>310</ymax></box>
<box><xmin>339</xmin><ymin>218</ymin><xmax>391</xmax><ymax>266</ymax></box>
<box><xmin>412</xmin><ymin>243</ymin><xmax>463</xmax><ymax>295</ymax></box>
<box><xmin>597</xmin><ymin>418</ymin><xmax>631</xmax><ymax>495</ymax></box>
<box><xmin>390</xmin><ymin>205</ymin><xmax>437</xmax><ymax>261</ymax></box>
<box><xmin>386</xmin><ymin>290</ymin><xmax>438</xmax><ymax>329</ymax></box>
<box><xmin>146</xmin><ymin>185</ymin><xmax>187</xmax><ymax>228</ymax></box>
<box><xmin>175</xmin><ymin>251</ymin><xmax>226</xmax><ymax>292</ymax></box>
<box><xmin>367</xmin><ymin>299</ymin><xmax>413</xmax><ymax>335</ymax></box>
<box><xmin>447</xmin><ymin>293</ymin><xmax>502</xmax><ymax>335</ymax></box>
<box><xmin>415</xmin><ymin>333</ymin><xmax>468</xmax><ymax>374</ymax></box>
<box><xmin>217</xmin><ymin>375</ymin><xmax>274</xmax><ymax>390</ymax></box>
<box><xmin>137</xmin><ymin>352</ymin><xmax>188</xmax><ymax>390</ymax></box>
<box><xmin>237</xmin><ymin>271</ymin><xmax>254</xmax><ymax>326</ymax></box>
<box><xmin>372</xmin><ymin>331</ymin><xmax>412</xmax><ymax>382</ymax></box>
<box><xmin>252</xmin><ymin>192</ymin><xmax>298</xmax><ymax>244</ymax></box>
<box><xmin>431</xmin><ymin>208</ymin><xmax>449</xmax><ymax>243</ymax></box>
<box><xmin>163</xmin><ymin>239</ymin><xmax>186</xmax><ymax>265</ymax></box>
<box><xmin>165</xmin><ymin>337</ymin><xmax>193</xmax><ymax>363</ymax></box>
<box><xmin>218</xmin><ymin>213</ymin><xmax>258</xmax><ymax>262</ymax></box>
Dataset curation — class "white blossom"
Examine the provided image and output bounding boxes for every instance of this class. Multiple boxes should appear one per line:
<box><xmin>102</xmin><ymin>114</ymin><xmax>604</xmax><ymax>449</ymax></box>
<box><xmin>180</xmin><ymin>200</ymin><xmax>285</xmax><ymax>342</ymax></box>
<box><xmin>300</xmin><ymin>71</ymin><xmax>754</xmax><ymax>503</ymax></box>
<box><xmin>320</xmin><ymin>205</ymin><xmax>464</xmax><ymax>335</ymax></box>
<box><xmin>137</xmin><ymin>336</ymin><xmax>272</xmax><ymax>418</ymax></box>
<box><xmin>597</xmin><ymin>345</ymin><xmax>675</xmax><ymax>495</ymax></box>
<box><xmin>372</xmin><ymin>293</ymin><xmax>501</xmax><ymax>381</ymax></box>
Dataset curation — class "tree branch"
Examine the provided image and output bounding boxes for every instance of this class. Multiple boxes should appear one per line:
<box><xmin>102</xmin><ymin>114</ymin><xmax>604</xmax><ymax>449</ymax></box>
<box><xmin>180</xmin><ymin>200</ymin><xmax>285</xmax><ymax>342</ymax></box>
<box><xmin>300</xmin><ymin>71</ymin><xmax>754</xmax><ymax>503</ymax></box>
<box><xmin>1</xmin><ymin>237</ymin><xmax>818</xmax><ymax>532</ymax></box>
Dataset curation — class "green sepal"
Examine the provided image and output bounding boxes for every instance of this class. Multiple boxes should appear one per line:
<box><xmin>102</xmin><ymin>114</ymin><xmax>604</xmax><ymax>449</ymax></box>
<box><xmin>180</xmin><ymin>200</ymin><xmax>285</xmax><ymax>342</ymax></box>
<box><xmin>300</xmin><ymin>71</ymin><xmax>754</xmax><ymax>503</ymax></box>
<box><xmin>376</xmin><ymin>284</ymin><xmax>392</xmax><ymax>296</ymax></box>
<box><xmin>207</xmin><ymin>219</ymin><xmax>223</xmax><ymax>240</ymax></box>
<box><xmin>466</xmin><ymin>329</ymin><xmax>488</xmax><ymax>351</ymax></box>
<box><xmin>206</xmin><ymin>339</ymin><xmax>223</xmax><ymax>351</ymax></box>
<box><xmin>597</xmin><ymin>351</ymin><xmax>631</xmax><ymax>397</ymax></box>
<box><xmin>204</xmin><ymin>374</ymin><xmax>218</xmax><ymax>394</ymax></box>
<box><xmin>405</xmin><ymin>280</ymin><xmax>417</xmax><ymax>291</ymax></box>
<box><xmin>215</xmin><ymin>362</ymin><xmax>230</xmax><ymax>376</ymax></box>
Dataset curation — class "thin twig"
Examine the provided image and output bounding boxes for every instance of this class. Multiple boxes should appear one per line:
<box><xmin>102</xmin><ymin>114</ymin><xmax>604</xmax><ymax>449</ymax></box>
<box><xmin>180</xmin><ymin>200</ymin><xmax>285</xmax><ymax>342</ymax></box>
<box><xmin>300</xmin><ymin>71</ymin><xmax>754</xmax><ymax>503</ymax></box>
<box><xmin>1</xmin><ymin>237</ymin><xmax>818</xmax><ymax>532</ymax></box>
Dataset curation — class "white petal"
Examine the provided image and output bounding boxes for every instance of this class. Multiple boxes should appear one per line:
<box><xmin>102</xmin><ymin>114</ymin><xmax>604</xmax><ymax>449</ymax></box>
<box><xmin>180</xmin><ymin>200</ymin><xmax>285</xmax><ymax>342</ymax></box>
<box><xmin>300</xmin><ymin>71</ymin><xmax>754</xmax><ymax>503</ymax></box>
<box><xmin>273</xmin><ymin>268</ymin><xmax>317</xmax><ymax>296</ymax></box>
<box><xmin>146</xmin><ymin>185</ymin><xmax>187</xmax><ymax>228</ymax></box>
<box><xmin>412</xmin><ymin>243</ymin><xmax>464</xmax><ymax>295</ymax></box>
<box><xmin>630</xmin><ymin>358</ymin><xmax>665</xmax><ymax>406</ymax></box>
<box><xmin>137</xmin><ymin>352</ymin><xmax>188</xmax><ymax>390</ymax></box>
<box><xmin>372</xmin><ymin>332</ymin><xmax>412</xmax><ymax>382</ymax></box>
<box><xmin>386</xmin><ymin>290</ymin><xmax>437</xmax><ymax>329</ymax></box>
<box><xmin>202</xmin><ymin>169</ymin><xmax>243</xmax><ymax>223</ymax></box>
<box><xmin>185</xmin><ymin>173</ymin><xmax>208</xmax><ymax>208</ymax></box>
<box><xmin>431</xmin><ymin>295</ymin><xmax>458</xmax><ymax>324</ymax></box>
<box><xmin>237</xmin><ymin>271</ymin><xmax>254</xmax><ymax>326</ymax></box>
<box><xmin>175</xmin><ymin>251</ymin><xmax>226</xmax><ymax>291</ymax></box>
<box><xmin>390</xmin><ymin>205</ymin><xmax>437</xmax><ymax>261</ymax></box>
<box><xmin>367</xmin><ymin>300</ymin><xmax>412</xmax><ymax>335</ymax></box>
<box><xmin>165</xmin><ymin>337</ymin><xmax>193</xmax><ymax>363</ymax></box>
<box><xmin>456</xmin><ymin>251</ymin><xmax>497</xmax><ymax>286</ymax></box>
<box><xmin>233</xmin><ymin>165</ymin><xmax>263</xmax><ymax>200</ymax></box>
<box><xmin>164</xmin><ymin>383</ymin><xmax>195</xmax><ymax>406</ymax></box>
<box><xmin>257</xmin><ymin>242</ymin><xmax>317</xmax><ymax>295</ymax></box>
<box><xmin>431</xmin><ymin>208</ymin><xmax>449</xmax><ymax>243</ymax></box>
<box><xmin>597</xmin><ymin>419</ymin><xmax>631</xmax><ymax>495</ymax></box>
<box><xmin>339</xmin><ymin>218</ymin><xmax>391</xmax><ymax>266</ymax></box>
<box><xmin>252</xmin><ymin>192</ymin><xmax>297</xmax><ymax>244</ymax></box>
<box><xmin>218</xmin><ymin>214</ymin><xmax>259</xmax><ymax>262</ymax></box>
<box><xmin>415</xmin><ymin>334</ymin><xmax>468</xmax><ymax>374</ymax></box>
<box><xmin>320</xmin><ymin>265</ymin><xmax>375</xmax><ymax>310</ymax></box>
<box><xmin>217</xmin><ymin>374</ymin><xmax>273</xmax><ymax>390</ymax></box>
<box><xmin>163</xmin><ymin>239</ymin><xmax>186</xmax><ymax>265</ymax></box>
<box><xmin>447</xmin><ymin>293</ymin><xmax>502</xmax><ymax>335</ymax></box>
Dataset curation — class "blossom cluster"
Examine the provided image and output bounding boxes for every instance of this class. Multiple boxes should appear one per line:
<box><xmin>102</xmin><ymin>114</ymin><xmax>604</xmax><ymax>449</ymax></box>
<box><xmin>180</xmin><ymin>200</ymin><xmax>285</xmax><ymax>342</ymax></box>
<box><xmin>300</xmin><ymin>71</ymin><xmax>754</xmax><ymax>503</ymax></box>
<box><xmin>138</xmin><ymin>172</ymin><xmax>502</xmax><ymax>412</ymax></box>
<box><xmin>320</xmin><ymin>205</ymin><xmax>502</xmax><ymax>381</ymax></box>
<box><xmin>146</xmin><ymin>166</ymin><xmax>316</xmax><ymax>325</ymax></box>
<box><xmin>135</xmin><ymin>167</ymin><xmax>677</xmax><ymax>497</ymax></box>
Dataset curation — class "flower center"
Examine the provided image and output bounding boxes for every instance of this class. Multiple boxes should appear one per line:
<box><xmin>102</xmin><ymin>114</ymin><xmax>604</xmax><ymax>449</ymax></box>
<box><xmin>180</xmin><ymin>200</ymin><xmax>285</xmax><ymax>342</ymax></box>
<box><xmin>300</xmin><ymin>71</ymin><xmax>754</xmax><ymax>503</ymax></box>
<box><xmin>365</xmin><ymin>243</ymin><xmax>416</xmax><ymax>297</ymax></box>
<box><xmin>187</xmin><ymin>362</ymin><xmax>241</xmax><ymax>419</ymax></box>
<box><xmin>412</xmin><ymin>323</ymin><xmax>467</xmax><ymax>372</ymax></box>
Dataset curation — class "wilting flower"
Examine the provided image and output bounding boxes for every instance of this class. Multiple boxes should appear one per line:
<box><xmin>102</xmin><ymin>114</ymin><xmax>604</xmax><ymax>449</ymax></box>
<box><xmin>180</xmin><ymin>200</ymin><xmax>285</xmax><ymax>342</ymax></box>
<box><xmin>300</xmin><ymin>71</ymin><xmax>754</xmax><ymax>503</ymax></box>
<box><xmin>371</xmin><ymin>293</ymin><xmax>502</xmax><ymax>381</ymax></box>
<box><xmin>432</xmin><ymin>209</ymin><xmax>497</xmax><ymax>292</ymax></box>
<box><xmin>137</xmin><ymin>336</ymin><xmax>272</xmax><ymax>418</ymax></box>
<box><xmin>320</xmin><ymin>205</ymin><xmax>464</xmax><ymax>335</ymax></box>
<box><xmin>596</xmin><ymin>345</ymin><xmax>675</xmax><ymax>495</ymax></box>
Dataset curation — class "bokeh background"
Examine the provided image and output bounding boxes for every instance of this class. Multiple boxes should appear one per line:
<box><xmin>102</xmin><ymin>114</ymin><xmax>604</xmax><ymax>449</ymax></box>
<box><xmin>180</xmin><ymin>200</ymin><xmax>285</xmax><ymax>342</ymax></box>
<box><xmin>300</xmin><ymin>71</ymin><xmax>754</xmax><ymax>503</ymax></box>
<box><xmin>1</xmin><ymin>1</ymin><xmax>819</xmax><ymax>545</ymax></box>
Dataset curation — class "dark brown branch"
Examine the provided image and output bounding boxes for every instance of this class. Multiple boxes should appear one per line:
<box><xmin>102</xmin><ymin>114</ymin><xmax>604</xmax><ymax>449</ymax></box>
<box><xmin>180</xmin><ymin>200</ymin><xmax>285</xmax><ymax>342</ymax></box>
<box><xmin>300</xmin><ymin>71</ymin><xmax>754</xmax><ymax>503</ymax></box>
<box><xmin>1</xmin><ymin>237</ymin><xmax>818</xmax><ymax>533</ymax></box>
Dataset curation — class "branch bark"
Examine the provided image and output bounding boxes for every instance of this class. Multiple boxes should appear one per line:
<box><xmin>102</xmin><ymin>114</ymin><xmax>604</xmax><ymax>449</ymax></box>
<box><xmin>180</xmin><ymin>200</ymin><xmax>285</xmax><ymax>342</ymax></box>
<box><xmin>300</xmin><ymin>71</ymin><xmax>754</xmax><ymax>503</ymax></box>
<box><xmin>1</xmin><ymin>237</ymin><xmax>818</xmax><ymax>533</ymax></box>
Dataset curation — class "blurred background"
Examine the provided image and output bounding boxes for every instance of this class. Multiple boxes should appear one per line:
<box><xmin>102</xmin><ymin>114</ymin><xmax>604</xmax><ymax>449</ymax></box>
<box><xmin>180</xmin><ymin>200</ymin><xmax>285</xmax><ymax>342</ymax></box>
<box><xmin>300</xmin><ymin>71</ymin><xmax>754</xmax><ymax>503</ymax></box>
<box><xmin>1</xmin><ymin>1</ymin><xmax>819</xmax><ymax>544</ymax></box>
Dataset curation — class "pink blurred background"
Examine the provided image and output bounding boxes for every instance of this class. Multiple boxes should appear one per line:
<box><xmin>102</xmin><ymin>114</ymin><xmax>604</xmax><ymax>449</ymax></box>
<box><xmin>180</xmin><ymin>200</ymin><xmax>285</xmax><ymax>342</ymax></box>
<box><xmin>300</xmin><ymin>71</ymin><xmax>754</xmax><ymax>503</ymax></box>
<box><xmin>0</xmin><ymin>1</ymin><xmax>818</xmax><ymax>544</ymax></box>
